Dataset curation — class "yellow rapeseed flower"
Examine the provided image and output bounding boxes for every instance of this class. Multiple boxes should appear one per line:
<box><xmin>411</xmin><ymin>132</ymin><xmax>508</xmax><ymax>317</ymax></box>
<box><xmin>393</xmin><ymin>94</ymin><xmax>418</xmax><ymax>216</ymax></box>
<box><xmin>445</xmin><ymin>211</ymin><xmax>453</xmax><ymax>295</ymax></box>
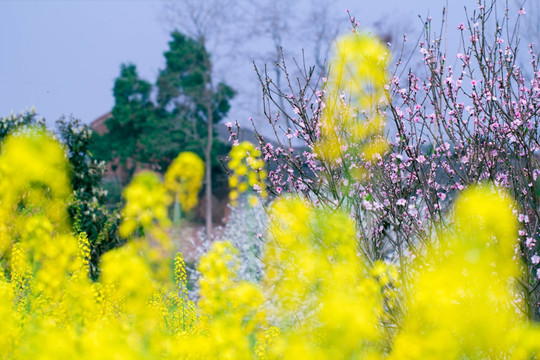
<box><xmin>316</xmin><ymin>33</ymin><xmax>390</xmax><ymax>171</ymax></box>
<box><xmin>390</xmin><ymin>185</ymin><xmax>534</xmax><ymax>359</ymax></box>
<box><xmin>165</xmin><ymin>152</ymin><xmax>205</xmax><ymax>212</ymax></box>
<box><xmin>119</xmin><ymin>171</ymin><xmax>171</xmax><ymax>238</ymax></box>
<box><xmin>228</xmin><ymin>142</ymin><xmax>267</xmax><ymax>206</ymax></box>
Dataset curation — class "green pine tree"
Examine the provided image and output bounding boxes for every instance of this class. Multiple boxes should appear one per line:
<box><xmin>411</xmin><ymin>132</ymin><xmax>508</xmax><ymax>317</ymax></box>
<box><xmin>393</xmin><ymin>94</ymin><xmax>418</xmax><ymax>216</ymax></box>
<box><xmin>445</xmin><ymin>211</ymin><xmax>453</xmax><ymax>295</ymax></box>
<box><xmin>153</xmin><ymin>31</ymin><xmax>235</xmax><ymax>237</ymax></box>
<box><xmin>93</xmin><ymin>64</ymin><xmax>154</xmax><ymax>183</ymax></box>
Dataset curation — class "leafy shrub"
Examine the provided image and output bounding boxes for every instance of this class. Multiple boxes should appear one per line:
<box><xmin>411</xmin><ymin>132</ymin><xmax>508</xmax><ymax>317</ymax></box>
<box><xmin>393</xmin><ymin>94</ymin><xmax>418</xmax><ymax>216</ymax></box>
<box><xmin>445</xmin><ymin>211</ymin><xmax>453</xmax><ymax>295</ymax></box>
<box><xmin>56</xmin><ymin>117</ymin><xmax>122</xmax><ymax>279</ymax></box>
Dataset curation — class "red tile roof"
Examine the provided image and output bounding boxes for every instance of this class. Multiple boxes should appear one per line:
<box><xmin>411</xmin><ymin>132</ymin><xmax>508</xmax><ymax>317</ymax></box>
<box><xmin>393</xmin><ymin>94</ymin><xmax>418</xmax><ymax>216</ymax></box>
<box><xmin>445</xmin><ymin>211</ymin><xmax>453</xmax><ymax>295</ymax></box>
<box><xmin>90</xmin><ymin>112</ymin><xmax>112</xmax><ymax>135</ymax></box>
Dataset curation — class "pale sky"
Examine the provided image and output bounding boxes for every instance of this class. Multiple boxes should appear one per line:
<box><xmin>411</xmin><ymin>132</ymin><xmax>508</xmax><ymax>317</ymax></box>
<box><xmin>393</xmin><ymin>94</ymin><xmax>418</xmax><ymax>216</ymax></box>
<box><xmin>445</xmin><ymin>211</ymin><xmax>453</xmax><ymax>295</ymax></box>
<box><xmin>0</xmin><ymin>0</ymin><xmax>491</xmax><ymax>128</ymax></box>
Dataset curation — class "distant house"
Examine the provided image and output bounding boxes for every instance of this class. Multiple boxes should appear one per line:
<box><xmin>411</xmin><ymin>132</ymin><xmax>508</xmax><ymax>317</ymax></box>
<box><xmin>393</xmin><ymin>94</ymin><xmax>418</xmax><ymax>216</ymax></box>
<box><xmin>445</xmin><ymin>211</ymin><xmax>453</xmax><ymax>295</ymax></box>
<box><xmin>90</xmin><ymin>112</ymin><xmax>111</xmax><ymax>135</ymax></box>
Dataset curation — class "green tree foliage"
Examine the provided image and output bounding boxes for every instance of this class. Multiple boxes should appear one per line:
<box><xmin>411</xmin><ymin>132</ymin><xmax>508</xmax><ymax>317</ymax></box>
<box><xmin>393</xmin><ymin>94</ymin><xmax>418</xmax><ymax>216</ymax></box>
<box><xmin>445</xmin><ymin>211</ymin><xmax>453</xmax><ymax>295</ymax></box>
<box><xmin>154</xmin><ymin>32</ymin><xmax>235</xmax><ymax>219</ymax></box>
<box><xmin>156</xmin><ymin>32</ymin><xmax>234</xmax><ymax>118</ymax></box>
<box><xmin>152</xmin><ymin>32</ymin><xmax>235</xmax><ymax>167</ymax></box>
<box><xmin>92</xmin><ymin>31</ymin><xmax>235</xmax><ymax>230</ymax></box>
<box><xmin>155</xmin><ymin>31</ymin><xmax>235</xmax><ymax>235</ymax></box>
<box><xmin>92</xmin><ymin>64</ymin><xmax>154</xmax><ymax>182</ymax></box>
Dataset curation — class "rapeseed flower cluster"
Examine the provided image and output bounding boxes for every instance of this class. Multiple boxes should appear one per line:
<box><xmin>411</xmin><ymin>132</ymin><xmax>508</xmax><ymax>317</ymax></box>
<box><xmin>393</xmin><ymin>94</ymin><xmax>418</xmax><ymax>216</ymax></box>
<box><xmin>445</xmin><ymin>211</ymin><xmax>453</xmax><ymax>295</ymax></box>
<box><xmin>316</xmin><ymin>33</ymin><xmax>389</xmax><ymax>171</ymax></box>
<box><xmin>119</xmin><ymin>171</ymin><xmax>174</xmax><ymax>282</ymax></box>
<box><xmin>228</xmin><ymin>141</ymin><xmax>267</xmax><ymax>206</ymax></box>
<box><xmin>164</xmin><ymin>151</ymin><xmax>204</xmax><ymax>212</ymax></box>
<box><xmin>0</xmin><ymin>128</ymin><xmax>70</xmax><ymax>254</ymax></box>
<box><xmin>0</xmin><ymin>127</ymin><xmax>540</xmax><ymax>359</ymax></box>
<box><xmin>390</xmin><ymin>186</ymin><xmax>540</xmax><ymax>359</ymax></box>
<box><xmin>0</xmin><ymin>131</ymin><xmax>198</xmax><ymax>358</ymax></box>
<box><xmin>119</xmin><ymin>171</ymin><xmax>171</xmax><ymax>239</ymax></box>
<box><xmin>262</xmin><ymin>197</ymin><xmax>386</xmax><ymax>358</ymax></box>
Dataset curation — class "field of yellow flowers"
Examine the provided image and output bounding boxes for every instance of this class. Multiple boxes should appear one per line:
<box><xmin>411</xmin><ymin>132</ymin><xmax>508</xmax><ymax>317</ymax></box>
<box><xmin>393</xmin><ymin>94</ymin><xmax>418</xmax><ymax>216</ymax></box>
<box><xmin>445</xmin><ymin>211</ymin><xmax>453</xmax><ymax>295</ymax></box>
<box><xmin>2</xmin><ymin>30</ymin><xmax>540</xmax><ymax>359</ymax></box>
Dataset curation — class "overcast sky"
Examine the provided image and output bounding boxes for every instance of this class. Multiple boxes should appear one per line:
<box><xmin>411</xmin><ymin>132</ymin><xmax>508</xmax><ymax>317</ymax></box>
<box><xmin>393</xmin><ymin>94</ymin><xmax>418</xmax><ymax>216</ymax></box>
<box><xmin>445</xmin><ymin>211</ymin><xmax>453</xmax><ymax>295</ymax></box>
<box><xmin>0</xmin><ymin>0</ymin><xmax>494</xmax><ymax>128</ymax></box>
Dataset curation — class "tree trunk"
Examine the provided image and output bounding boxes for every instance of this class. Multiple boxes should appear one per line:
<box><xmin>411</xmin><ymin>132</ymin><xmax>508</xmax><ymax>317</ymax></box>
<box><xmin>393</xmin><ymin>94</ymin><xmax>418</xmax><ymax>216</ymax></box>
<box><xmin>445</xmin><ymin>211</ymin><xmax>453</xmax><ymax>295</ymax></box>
<box><xmin>202</xmin><ymin>38</ymin><xmax>214</xmax><ymax>242</ymax></box>
<box><xmin>205</xmin><ymin>100</ymin><xmax>213</xmax><ymax>241</ymax></box>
